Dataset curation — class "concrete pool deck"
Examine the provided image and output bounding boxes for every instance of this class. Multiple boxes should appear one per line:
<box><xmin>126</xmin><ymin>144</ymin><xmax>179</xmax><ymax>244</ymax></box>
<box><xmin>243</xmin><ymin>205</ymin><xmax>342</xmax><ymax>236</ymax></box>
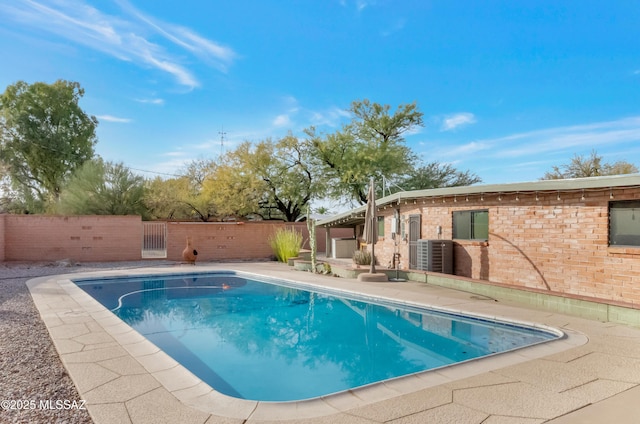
<box><xmin>26</xmin><ymin>261</ymin><xmax>640</xmax><ymax>424</ymax></box>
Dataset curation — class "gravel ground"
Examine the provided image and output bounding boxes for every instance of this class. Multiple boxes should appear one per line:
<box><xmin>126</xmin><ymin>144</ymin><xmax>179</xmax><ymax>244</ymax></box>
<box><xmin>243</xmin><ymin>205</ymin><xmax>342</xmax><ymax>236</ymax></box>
<box><xmin>0</xmin><ymin>260</ymin><xmax>173</xmax><ymax>424</ymax></box>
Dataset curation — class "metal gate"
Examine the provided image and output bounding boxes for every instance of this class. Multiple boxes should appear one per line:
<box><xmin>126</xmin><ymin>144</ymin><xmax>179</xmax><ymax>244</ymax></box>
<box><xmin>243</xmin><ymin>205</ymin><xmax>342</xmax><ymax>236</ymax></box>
<box><xmin>408</xmin><ymin>214</ymin><xmax>421</xmax><ymax>269</ymax></box>
<box><xmin>142</xmin><ymin>222</ymin><xmax>167</xmax><ymax>258</ymax></box>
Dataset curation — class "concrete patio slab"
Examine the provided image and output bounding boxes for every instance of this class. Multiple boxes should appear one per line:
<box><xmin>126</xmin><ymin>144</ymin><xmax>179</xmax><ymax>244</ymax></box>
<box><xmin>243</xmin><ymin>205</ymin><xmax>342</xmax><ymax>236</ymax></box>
<box><xmin>26</xmin><ymin>262</ymin><xmax>640</xmax><ymax>423</ymax></box>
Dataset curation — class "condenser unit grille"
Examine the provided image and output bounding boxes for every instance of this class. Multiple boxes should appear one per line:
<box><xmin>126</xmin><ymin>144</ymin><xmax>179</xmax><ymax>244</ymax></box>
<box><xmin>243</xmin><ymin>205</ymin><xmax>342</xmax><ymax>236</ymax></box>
<box><xmin>417</xmin><ymin>240</ymin><xmax>453</xmax><ymax>274</ymax></box>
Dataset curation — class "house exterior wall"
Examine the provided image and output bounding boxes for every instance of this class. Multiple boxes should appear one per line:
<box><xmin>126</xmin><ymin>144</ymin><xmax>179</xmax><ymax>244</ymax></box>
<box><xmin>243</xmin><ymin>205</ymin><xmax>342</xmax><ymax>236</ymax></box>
<box><xmin>370</xmin><ymin>187</ymin><xmax>640</xmax><ymax>307</ymax></box>
<box><xmin>2</xmin><ymin>215</ymin><xmax>142</xmax><ymax>262</ymax></box>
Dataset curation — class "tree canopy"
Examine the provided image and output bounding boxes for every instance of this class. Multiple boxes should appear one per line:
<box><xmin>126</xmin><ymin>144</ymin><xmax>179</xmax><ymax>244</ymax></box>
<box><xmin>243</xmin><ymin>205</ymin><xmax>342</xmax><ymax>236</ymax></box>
<box><xmin>542</xmin><ymin>150</ymin><xmax>638</xmax><ymax>180</ymax></box>
<box><xmin>311</xmin><ymin>100</ymin><xmax>421</xmax><ymax>205</ymax></box>
<box><xmin>399</xmin><ymin>162</ymin><xmax>482</xmax><ymax>191</ymax></box>
<box><xmin>201</xmin><ymin>135</ymin><xmax>323</xmax><ymax>222</ymax></box>
<box><xmin>0</xmin><ymin>80</ymin><xmax>97</xmax><ymax>211</ymax></box>
<box><xmin>0</xmin><ymin>89</ymin><xmax>484</xmax><ymax>220</ymax></box>
<box><xmin>57</xmin><ymin>159</ymin><xmax>147</xmax><ymax>216</ymax></box>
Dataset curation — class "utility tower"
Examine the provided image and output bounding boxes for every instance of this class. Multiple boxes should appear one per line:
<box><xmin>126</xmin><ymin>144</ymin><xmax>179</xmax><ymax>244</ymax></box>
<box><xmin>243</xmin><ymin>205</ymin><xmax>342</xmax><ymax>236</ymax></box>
<box><xmin>218</xmin><ymin>126</ymin><xmax>227</xmax><ymax>156</ymax></box>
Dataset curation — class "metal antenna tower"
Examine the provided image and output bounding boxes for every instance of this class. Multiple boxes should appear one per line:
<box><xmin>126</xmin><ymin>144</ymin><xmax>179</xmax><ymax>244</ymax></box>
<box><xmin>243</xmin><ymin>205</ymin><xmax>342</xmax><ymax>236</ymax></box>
<box><xmin>218</xmin><ymin>126</ymin><xmax>227</xmax><ymax>155</ymax></box>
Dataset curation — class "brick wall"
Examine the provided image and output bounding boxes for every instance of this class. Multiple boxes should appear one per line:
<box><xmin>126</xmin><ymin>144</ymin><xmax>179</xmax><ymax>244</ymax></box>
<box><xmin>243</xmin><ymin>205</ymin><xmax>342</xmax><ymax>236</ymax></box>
<box><xmin>0</xmin><ymin>215</ymin><xmax>350</xmax><ymax>263</ymax></box>
<box><xmin>370</xmin><ymin>187</ymin><xmax>640</xmax><ymax>307</ymax></box>
<box><xmin>167</xmin><ymin>221</ymin><xmax>283</xmax><ymax>261</ymax></box>
<box><xmin>165</xmin><ymin>221</ymin><xmax>352</xmax><ymax>261</ymax></box>
<box><xmin>0</xmin><ymin>214</ymin><xmax>5</xmax><ymax>261</ymax></box>
<box><xmin>3</xmin><ymin>215</ymin><xmax>142</xmax><ymax>262</ymax></box>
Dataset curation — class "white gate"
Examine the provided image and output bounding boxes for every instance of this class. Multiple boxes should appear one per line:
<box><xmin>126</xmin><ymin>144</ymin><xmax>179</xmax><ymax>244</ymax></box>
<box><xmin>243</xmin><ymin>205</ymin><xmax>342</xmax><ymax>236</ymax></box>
<box><xmin>142</xmin><ymin>222</ymin><xmax>167</xmax><ymax>258</ymax></box>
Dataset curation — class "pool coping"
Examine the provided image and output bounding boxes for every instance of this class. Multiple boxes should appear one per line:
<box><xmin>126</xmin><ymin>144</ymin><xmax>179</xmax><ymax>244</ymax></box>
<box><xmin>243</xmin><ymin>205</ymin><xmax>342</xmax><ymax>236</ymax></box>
<box><xmin>27</xmin><ymin>263</ymin><xmax>588</xmax><ymax>423</ymax></box>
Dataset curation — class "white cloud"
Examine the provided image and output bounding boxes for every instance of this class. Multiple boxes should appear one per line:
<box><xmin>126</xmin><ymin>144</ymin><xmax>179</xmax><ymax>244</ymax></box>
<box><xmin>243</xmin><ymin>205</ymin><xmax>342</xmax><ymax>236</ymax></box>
<box><xmin>0</xmin><ymin>0</ymin><xmax>238</xmax><ymax>89</ymax></box>
<box><xmin>161</xmin><ymin>151</ymin><xmax>186</xmax><ymax>157</ymax></box>
<box><xmin>441</xmin><ymin>112</ymin><xmax>477</xmax><ymax>131</ymax></box>
<box><xmin>309</xmin><ymin>106</ymin><xmax>351</xmax><ymax>127</ymax></box>
<box><xmin>492</xmin><ymin>116</ymin><xmax>640</xmax><ymax>158</ymax></box>
<box><xmin>426</xmin><ymin>115</ymin><xmax>640</xmax><ymax>178</ymax></box>
<box><xmin>96</xmin><ymin>114</ymin><xmax>132</xmax><ymax>123</ymax></box>
<box><xmin>381</xmin><ymin>18</ymin><xmax>407</xmax><ymax>37</ymax></box>
<box><xmin>273</xmin><ymin>114</ymin><xmax>292</xmax><ymax>127</ymax></box>
<box><xmin>134</xmin><ymin>97</ymin><xmax>164</xmax><ymax>105</ymax></box>
<box><xmin>356</xmin><ymin>0</ymin><xmax>370</xmax><ymax>12</ymax></box>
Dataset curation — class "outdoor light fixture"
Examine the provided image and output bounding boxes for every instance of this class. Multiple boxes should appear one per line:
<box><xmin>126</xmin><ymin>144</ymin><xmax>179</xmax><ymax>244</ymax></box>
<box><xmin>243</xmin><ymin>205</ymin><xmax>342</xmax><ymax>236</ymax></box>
<box><xmin>535</xmin><ymin>192</ymin><xmax>539</xmax><ymax>201</ymax></box>
<box><xmin>515</xmin><ymin>192</ymin><xmax>520</xmax><ymax>201</ymax></box>
<box><xmin>581</xmin><ymin>190</ymin><xmax>585</xmax><ymax>201</ymax></box>
<box><xmin>557</xmin><ymin>191</ymin><xmax>561</xmax><ymax>201</ymax></box>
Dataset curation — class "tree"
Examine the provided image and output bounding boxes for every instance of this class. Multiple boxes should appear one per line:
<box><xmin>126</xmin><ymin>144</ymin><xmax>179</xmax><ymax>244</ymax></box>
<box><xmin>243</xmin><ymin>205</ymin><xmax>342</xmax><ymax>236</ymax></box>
<box><xmin>0</xmin><ymin>80</ymin><xmax>97</xmax><ymax>211</ymax></box>
<box><xmin>144</xmin><ymin>176</ymin><xmax>197</xmax><ymax>220</ymax></box>
<box><xmin>542</xmin><ymin>150</ymin><xmax>638</xmax><ymax>180</ymax></box>
<box><xmin>179</xmin><ymin>159</ymin><xmax>218</xmax><ymax>221</ymax></box>
<box><xmin>311</xmin><ymin>99</ymin><xmax>422</xmax><ymax>205</ymax></box>
<box><xmin>202</xmin><ymin>145</ymin><xmax>266</xmax><ymax>219</ymax></box>
<box><xmin>399</xmin><ymin>162</ymin><xmax>482</xmax><ymax>191</ymax></box>
<box><xmin>252</xmin><ymin>135</ymin><xmax>323</xmax><ymax>221</ymax></box>
<box><xmin>202</xmin><ymin>135</ymin><xmax>322</xmax><ymax>222</ymax></box>
<box><xmin>57</xmin><ymin>159</ymin><xmax>147</xmax><ymax>216</ymax></box>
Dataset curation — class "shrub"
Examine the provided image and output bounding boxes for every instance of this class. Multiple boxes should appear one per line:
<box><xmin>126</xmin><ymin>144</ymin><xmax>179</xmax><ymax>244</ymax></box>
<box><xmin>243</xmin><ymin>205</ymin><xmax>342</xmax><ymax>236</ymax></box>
<box><xmin>353</xmin><ymin>250</ymin><xmax>372</xmax><ymax>265</ymax></box>
<box><xmin>269</xmin><ymin>228</ymin><xmax>303</xmax><ymax>263</ymax></box>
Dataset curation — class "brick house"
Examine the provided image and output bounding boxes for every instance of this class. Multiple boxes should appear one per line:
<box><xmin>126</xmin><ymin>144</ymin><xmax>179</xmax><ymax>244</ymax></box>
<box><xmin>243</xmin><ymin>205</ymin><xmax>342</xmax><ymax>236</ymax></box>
<box><xmin>318</xmin><ymin>174</ymin><xmax>640</xmax><ymax>309</ymax></box>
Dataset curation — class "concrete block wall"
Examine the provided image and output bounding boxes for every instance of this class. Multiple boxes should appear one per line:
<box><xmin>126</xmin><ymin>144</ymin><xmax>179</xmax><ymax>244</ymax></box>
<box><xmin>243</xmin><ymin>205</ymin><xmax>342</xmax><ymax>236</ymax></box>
<box><xmin>0</xmin><ymin>216</ymin><xmax>351</xmax><ymax>263</ymax></box>
<box><xmin>166</xmin><ymin>222</ymin><xmax>353</xmax><ymax>262</ymax></box>
<box><xmin>167</xmin><ymin>221</ymin><xmax>286</xmax><ymax>261</ymax></box>
<box><xmin>370</xmin><ymin>187</ymin><xmax>640</xmax><ymax>307</ymax></box>
<box><xmin>2</xmin><ymin>215</ymin><xmax>142</xmax><ymax>262</ymax></box>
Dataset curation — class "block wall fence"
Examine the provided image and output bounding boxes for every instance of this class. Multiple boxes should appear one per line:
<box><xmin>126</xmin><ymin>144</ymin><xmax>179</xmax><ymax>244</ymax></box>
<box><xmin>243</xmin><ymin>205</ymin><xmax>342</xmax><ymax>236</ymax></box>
<box><xmin>372</xmin><ymin>186</ymin><xmax>640</xmax><ymax>308</ymax></box>
<box><xmin>0</xmin><ymin>215</ymin><xmax>353</xmax><ymax>263</ymax></box>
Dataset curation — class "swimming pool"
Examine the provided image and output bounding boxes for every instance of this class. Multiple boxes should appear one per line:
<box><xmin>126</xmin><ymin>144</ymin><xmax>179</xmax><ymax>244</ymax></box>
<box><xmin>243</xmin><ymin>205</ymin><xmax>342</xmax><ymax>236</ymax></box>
<box><xmin>73</xmin><ymin>271</ymin><xmax>561</xmax><ymax>402</ymax></box>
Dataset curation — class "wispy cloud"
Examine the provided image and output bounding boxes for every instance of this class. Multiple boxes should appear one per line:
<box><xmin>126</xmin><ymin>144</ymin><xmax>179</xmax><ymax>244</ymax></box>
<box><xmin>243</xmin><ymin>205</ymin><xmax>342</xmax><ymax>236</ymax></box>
<box><xmin>0</xmin><ymin>0</ymin><xmax>237</xmax><ymax>89</ymax></box>
<box><xmin>134</xmin><ymin>97</ymin><xmax>165</xmax><ymax>105</ymax></box>
<box><xmin>356</xmin><ymin>0</ymin><xmax>370</xmax><ymax>12</ymax></box>
<box><xmin>432</xmin><ymin>116</ymin><xmax>640</xmax><ymax>164</ymax></box>
<box><xmin>441</xmin><ymin>112</ymin><xmax>477</xmax><ymax>131</ymax></box>
<box><xmin>273</xmin><ymin>114</ymin><xmax>292</xmax><ymax>127</ymax></box>
<box><xmin>492</xmin><ymin>117</ymin><xmax>640</xmax><ymax>158</ymax></box>
<box><xmin>381</xmin><ymin>18</ymin><xmax>407</xmax><ymax>37</ymax></box>
<box><xmin>339</xmin><ymin>0</ymin><xmax>373</xmax><ymax>13</ymax></box>
<box><xmin>309</xmin><ymin>106</ymin><xmax>351</xmax><ymax>127</ymax></box>
<box><xmin>97</xmin><ymin>114</ymin><xmax>132</xmax><ymax>123</ymax></box>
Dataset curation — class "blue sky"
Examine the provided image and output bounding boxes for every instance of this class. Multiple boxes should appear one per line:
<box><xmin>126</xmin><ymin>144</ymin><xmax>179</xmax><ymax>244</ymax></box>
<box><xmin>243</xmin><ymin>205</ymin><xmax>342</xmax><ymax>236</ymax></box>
<box><xmin>1</xmin><ymin>0</ymin><xmax>640</xmax><ymax>187</ymax></box>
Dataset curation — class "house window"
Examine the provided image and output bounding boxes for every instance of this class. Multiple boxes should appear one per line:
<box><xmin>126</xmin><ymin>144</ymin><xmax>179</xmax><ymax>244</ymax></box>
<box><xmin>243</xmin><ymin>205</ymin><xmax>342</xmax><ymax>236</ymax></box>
<box><xmin>453</xmin><ymin>210</ymin><xmax>489</xmax><ymax>241</ymax></box>
<box><xmin>609</xmin><ymin>201</ymin><xmax>640</xmax><ymax>246</ymax></box>
<box><xmin>377</xmin><ymin>216</ymin><xmax>385</xmax><ymax>237</ymax></box>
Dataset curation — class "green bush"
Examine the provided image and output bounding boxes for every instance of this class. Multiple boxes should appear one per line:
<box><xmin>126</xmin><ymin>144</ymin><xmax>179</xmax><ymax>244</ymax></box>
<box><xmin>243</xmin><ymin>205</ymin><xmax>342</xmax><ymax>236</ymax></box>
<box><xmin>270</xmin><ymin>228</ymin><xmax>303</xmax><ymax>263</ymax></box>
<box><xmin>353</xmin><ymin>250</ymin><xmax>372</xmax><ymax>265</ymax></box>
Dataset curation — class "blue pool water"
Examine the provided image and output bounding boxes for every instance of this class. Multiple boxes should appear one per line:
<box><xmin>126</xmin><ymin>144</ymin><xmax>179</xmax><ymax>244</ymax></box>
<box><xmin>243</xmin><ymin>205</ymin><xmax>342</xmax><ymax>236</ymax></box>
<box><xmin>74</xmin><ymin>272</ymin><xmax>560</xmax><ymax>401</ymax></box>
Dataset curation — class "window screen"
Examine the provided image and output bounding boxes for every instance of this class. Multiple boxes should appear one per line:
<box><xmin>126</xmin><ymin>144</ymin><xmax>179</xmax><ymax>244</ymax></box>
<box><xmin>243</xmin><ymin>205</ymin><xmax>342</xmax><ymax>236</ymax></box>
<box><xmin>609</xmin><ymin>201</ymin><xmax>640</xmax><ymax>246</ymax></box>
<box><xmin>453</xmin><ymin>210</ymin><xmax>489</xmax><ymax>240</ymax></box>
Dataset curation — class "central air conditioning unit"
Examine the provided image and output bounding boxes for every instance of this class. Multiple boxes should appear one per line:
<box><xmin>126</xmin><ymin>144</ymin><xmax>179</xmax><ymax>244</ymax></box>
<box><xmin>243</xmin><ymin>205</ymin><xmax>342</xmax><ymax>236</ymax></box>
<box><xmin>417</xmin><ymin>240</ymin><xmax>454</xmax><ymax>274</ymax></box>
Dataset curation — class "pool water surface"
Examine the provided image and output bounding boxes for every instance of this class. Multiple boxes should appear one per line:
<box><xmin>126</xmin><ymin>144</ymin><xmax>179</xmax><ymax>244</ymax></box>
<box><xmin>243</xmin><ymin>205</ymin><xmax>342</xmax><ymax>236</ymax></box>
<box><xmin>74</xmin><ymin>272</ymin><xmax>561</xmax><ymax>402</ymax></box>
